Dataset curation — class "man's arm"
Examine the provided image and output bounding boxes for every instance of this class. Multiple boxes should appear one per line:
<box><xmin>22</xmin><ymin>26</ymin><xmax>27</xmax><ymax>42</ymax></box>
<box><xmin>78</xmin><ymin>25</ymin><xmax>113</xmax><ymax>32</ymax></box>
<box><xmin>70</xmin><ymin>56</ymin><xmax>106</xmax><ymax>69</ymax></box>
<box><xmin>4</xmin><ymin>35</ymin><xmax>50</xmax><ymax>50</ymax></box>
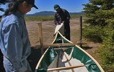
<box><xmin>54</xmin><ymin>13</ymin><xmax>62</xmax><ymax>25</ymax></box>
<box><xmin>64</xmin><ymin>10</ymin><xmax>70</xmax><ymax>20</ymax></box>
<box><xmin>54</xmin><ymin>13</ymin><xmax>58</xmax><ymax>25</ymax></box>
<box><xmin>3</xmin><ymin>24</ymin><xmax>27</xmax><ymax>71</ymax></box>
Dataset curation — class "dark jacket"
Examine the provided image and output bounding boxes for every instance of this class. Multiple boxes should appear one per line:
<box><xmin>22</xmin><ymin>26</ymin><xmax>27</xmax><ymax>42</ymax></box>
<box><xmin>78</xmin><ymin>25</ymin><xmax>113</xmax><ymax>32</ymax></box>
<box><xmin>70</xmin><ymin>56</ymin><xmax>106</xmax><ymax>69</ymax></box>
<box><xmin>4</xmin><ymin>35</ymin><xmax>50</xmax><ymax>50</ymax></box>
<box><xmin>54</xmin><ymin>9</ymin><xmax>70</xmax><ymax>25</ymax></box>
<box><xmin>54</xmin><ymin>8</ymin><xmax>71</xmax><ymax>40</ymax></box>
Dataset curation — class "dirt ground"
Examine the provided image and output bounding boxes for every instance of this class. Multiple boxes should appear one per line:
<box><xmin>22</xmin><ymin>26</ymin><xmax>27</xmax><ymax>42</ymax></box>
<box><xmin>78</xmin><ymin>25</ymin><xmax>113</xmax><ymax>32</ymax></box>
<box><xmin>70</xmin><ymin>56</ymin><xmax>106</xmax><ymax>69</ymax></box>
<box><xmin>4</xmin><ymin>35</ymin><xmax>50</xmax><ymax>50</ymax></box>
<box><xmin>0</xmin><ymin>18</ymin><xmax>101</xmax><ymax>72</ymax></box>
<box><xmin>26</xmin><ymin>18</ymin><xmax>101</xmax><ymax>71</ymax></box>
<box><xmin>26</xmin><ymin>18</ymin><xmax>100</xmax><ymax>56</ymax></box>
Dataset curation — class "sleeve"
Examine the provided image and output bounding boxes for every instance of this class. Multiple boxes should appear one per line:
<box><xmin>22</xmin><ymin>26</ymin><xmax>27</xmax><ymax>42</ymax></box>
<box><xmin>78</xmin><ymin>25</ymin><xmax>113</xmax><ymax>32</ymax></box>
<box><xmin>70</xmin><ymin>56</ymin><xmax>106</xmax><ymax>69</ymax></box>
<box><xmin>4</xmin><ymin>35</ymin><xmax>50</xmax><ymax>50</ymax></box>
<box><xmin>54</xmin><ymin>13</ymin><xmax>58</xmax><ymax>25</ymax></box>
<box><xmin>3</xmin><ymin>24</ymin><xmax>26</xmax><ymax>71</ymax></box>
<box><xmin>54</xmin><ymin>13</ymin><xmax>62</xmax><ymax>25</ymax></box>
<box><xmin>65</xmin><ymin>10</ymin><xmax>70</xmax><ymax>20</ymax></box>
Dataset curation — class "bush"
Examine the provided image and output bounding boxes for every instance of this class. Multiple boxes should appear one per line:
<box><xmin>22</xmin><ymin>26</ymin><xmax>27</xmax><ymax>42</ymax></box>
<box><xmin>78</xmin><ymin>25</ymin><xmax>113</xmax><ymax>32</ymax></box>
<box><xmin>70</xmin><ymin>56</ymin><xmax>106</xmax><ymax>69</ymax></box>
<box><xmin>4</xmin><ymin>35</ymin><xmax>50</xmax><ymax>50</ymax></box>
<box><xmin>99</xmin><ymin>41</ymin><xmax>114</xmax><ymax>71</ymax></box>
<box><xmin>83</xmin><ymin>25</ymin><xmax>104</xmax><ymax>43</ymax></box>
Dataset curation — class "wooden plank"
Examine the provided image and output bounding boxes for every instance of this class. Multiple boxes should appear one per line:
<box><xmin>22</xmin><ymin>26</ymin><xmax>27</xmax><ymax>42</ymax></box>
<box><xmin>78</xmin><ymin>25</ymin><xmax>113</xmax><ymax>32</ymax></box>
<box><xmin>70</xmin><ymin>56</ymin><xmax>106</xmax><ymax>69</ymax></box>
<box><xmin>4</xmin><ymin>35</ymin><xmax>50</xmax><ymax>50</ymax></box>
<box><xmin>53</xmin><ymin>48</ymin><xmax>69</xmax><ymax>50</ymax></box>
<box><xmin>62</xmin><ymin>50</ymin><xmax>75</xmax><ymax>72</ymax></box>
<box><xmin>47</xmin><ymin>65</ymin><xmax>85</xmax><ymax>71</ymax></box>
<box><xmin>48</xmin><ymin>43</ymin><xmax>75</xmax><ymax>47</ymax></box>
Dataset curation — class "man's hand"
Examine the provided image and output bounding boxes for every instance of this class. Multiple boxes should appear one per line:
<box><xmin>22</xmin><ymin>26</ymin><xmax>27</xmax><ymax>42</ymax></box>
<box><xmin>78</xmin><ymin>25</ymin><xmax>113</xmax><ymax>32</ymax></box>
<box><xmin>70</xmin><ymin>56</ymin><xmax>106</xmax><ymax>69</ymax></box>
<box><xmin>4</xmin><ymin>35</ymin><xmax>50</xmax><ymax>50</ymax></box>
<box><xmin>61</xmin><ymin>21</ymin><xmax>64</xmax><ymax>24</ymax></box>
<box><xmin>53</xmin><ymin>33</ymin><xmax>56</xmax><ymax>36</ymax></box>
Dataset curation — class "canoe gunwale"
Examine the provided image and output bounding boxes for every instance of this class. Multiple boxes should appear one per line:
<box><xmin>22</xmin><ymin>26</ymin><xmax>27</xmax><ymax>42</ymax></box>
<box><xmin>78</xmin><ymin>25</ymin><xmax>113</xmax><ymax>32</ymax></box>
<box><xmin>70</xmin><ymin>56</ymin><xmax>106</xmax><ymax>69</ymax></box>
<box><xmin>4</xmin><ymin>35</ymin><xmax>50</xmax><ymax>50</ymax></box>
<box><xmin>35</xmin><ymin>31</ymin><xmax>104</xmax><ymax>72</ymax></box>
<box><xmin>56</xmin><ymin>32</ymin><xmax>104</xmax><ymax>72</ymax></box>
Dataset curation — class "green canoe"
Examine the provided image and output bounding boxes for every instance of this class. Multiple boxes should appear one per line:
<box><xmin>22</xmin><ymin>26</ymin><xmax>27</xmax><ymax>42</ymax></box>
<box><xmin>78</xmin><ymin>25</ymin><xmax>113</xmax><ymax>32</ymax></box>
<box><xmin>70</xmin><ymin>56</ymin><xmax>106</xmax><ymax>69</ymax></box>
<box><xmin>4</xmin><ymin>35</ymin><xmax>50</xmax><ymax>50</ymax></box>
<box><xmin>35</xmin><ymin>32</ymin><xmax>104</xmax><ymax>72</ymax></box>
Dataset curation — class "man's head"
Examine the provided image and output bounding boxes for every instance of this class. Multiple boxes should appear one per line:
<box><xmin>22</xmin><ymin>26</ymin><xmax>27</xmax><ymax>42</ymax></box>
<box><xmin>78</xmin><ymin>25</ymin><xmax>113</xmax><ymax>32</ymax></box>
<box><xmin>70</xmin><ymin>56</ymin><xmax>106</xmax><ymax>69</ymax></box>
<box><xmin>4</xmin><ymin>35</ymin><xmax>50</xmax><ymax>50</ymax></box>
<box><xmin>4</xmin><ymin>0</ymin><xmax>38</xmax><ymax>15</ymax></box>
<box><xmin>54</xmin><ymin>4</ymin><xmax>61</xmax><ymax>12</ymax></box>
<box><xmin>22</xmin><ymin>0</ymin><xmax>38</xmax><ymax>9</ymax></box>
<box><xmin>17</xmin><ymin>0</ymin><xmax>38</xmax><ymax>14</ymax></box>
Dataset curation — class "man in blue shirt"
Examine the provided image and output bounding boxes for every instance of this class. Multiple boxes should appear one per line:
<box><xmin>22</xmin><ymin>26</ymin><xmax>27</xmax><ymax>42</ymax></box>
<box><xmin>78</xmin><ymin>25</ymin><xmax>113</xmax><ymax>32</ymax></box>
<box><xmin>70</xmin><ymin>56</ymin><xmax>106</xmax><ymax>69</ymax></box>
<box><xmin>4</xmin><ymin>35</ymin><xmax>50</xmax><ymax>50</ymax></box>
<box><xmin>0</xmin><ymin>0</ymin><xmax>38</xmax><ymax>72</ymax></box>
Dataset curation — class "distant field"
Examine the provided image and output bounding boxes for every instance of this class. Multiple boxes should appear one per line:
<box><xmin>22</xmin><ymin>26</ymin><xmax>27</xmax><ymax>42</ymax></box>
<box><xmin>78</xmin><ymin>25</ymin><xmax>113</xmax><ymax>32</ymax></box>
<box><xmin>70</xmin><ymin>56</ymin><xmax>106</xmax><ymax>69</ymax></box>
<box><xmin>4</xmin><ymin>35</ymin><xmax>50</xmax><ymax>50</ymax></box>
<box><xmin>25</xmin><ymin>15</ymin><xmax>54</xmax><ymax>21</ymax></box>
<box><xmin>25</xmin><ymin>14</ymin><xmax>85</xmax><ymax>21</ymax></box>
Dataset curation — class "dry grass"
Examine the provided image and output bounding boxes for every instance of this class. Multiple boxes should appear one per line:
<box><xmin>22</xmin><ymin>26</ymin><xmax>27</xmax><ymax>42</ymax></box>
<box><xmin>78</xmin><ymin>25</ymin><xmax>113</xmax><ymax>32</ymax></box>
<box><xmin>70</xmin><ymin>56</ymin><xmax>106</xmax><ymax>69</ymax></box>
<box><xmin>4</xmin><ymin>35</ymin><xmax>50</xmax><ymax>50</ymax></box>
<box><xmin>26</xmin><ymin>18</ymin><xmax>103</xmax><ymax>71</ymax></box>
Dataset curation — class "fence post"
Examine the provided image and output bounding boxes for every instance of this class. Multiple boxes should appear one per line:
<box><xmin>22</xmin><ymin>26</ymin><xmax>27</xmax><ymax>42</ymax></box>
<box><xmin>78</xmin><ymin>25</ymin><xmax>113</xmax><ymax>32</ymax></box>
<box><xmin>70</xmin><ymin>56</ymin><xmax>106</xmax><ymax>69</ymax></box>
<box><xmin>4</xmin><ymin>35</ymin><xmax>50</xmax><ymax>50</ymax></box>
<box><xmin>80</xmin><ymin>16</ymin><xmax>82</xmax><ymax>47</ymax></box>
<box><xmin>38</xmin><ymin>22</ymin><xmax>43</xmax><ymax>54</ymax></box>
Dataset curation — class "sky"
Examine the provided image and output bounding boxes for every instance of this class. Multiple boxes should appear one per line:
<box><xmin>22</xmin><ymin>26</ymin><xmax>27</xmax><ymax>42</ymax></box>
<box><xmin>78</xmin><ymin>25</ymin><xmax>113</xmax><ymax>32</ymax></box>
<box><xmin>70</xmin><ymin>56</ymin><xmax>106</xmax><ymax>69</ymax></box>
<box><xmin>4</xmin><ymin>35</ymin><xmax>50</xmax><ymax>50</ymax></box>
<box><xmin>0</xmin><ymin>0</ymin><xmax>89</xmax><ymax>15</ymax></box>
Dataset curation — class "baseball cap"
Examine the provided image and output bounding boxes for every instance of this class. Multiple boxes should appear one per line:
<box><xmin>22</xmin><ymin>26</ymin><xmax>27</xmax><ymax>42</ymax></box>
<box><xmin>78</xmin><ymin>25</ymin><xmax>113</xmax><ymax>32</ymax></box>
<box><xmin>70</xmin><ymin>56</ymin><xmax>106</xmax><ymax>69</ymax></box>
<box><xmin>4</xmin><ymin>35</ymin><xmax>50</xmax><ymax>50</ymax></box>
<box><xmin>54</xmin><ymin>4</ymin><xmax>60</xmax><ymax>10</ymax></box>
<box><xmin>8</xmin><ymin>0</ymin><xmax>38</xmax><ymax>9</ymax></box>
<box><xmin>24</xmin><ymin>0</ymin><xmax>38</xmax><ymax>9</ymax></box>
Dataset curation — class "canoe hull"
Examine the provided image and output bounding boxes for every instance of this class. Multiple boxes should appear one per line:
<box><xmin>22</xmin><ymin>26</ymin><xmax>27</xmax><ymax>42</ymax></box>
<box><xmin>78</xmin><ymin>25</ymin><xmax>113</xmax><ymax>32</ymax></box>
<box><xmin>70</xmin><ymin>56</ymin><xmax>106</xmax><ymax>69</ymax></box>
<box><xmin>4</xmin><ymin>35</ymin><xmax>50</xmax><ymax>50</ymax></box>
<box><xmin>35</xmin><ymin>32</ymin><xmax>104</xmax><ymax>72</ymax></box>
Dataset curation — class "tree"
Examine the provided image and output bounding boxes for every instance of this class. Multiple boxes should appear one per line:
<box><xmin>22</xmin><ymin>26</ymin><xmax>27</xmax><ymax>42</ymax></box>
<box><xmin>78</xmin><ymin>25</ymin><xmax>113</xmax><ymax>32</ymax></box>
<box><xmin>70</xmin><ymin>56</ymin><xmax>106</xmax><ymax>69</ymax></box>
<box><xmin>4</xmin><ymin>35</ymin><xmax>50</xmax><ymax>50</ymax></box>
<box><xmin>0</xmin><ymin>0</ymin><xmax>15</xmax><ymax>17</ymax></box>
<box><xmin>83</xmin><ymin>0</ymin><xmax>114</xmax><ymax>71</ymax></box>
<box><xmin>83</xmin><ymin>0</ymin><xmax>114</xmax><ymax>26</ymax></box>
<box><xmin>0</xmin><ymin>0</ymin><xmax>15</xmax><ymax>12</ymax></box>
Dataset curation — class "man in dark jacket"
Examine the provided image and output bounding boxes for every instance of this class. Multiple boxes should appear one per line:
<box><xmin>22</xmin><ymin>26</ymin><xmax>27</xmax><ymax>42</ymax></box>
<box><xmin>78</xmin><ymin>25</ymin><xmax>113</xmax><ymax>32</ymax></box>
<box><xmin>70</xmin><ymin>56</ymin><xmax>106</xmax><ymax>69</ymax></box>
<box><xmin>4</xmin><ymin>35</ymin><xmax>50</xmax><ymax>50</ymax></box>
<box><xmin>54</xmin><ymin>4</ymin><xmax>71</xmax><ymax>40</ymax></box>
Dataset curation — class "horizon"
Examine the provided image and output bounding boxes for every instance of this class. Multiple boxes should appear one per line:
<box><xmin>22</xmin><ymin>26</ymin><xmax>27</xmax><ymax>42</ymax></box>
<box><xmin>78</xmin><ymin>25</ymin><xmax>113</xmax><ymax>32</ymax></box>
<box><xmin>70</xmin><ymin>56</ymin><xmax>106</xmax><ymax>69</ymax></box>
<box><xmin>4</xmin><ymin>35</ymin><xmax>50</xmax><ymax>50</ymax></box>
<box><xmin>28</xmin><ymin>10</ymin><xmax>84</xmax><ymax>15</ymax></box>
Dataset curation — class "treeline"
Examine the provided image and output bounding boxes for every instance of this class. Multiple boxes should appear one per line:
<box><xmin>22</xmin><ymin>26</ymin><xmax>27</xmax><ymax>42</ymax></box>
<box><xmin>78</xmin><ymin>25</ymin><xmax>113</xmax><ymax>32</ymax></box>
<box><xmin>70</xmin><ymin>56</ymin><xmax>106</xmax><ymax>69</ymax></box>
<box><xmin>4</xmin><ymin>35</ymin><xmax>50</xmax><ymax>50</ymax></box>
<box><xmin>83</xmin><ymin>0</ymin><xmax>114</xmax><ymax>71</ymax></box>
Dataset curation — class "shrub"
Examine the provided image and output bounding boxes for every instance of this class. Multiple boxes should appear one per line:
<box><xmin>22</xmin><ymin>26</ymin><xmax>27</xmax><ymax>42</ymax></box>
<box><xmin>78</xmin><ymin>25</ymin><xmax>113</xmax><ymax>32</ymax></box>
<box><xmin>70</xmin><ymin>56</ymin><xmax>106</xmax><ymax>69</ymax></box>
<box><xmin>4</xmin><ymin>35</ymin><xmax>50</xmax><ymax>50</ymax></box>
<box><xmin>83</xmin><ymin>25</ymin><xmax>104</xmax><ymax>43</ymax></box>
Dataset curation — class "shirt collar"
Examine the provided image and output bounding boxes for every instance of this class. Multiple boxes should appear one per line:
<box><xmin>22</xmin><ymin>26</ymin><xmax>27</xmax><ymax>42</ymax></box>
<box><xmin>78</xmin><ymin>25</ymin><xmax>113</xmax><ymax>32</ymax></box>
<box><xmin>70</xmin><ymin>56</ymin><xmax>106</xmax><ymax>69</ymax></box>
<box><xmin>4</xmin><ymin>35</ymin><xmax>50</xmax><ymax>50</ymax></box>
<box><xmin>14</xmin><ymin>11</ymin><xmax>24</xmax><ymax>18</ymax></box>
